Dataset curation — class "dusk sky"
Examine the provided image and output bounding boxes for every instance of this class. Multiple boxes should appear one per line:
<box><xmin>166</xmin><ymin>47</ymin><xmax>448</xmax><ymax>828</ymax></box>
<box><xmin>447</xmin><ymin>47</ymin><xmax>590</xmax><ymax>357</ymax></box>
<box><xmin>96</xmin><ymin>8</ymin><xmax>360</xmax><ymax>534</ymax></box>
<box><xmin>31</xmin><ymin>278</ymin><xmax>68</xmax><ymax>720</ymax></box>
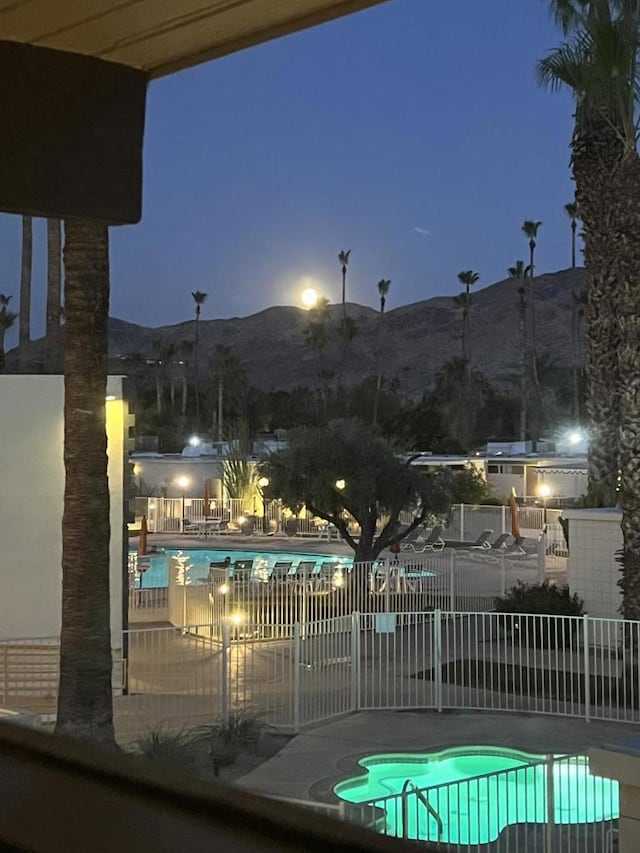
<box><xmin>1</xmin><ymin>0</ymin><xmax>576</xmax><ymax>349</ymax></box>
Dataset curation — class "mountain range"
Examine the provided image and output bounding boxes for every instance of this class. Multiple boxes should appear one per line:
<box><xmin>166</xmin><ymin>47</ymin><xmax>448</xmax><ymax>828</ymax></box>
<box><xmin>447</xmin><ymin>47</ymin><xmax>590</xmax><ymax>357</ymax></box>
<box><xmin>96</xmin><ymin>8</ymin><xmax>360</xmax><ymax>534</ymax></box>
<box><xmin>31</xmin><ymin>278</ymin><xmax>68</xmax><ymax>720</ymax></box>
<box><xmin>9</xmin><ymin>267</ymin><xmax>584</xmax><ymax>398</ymax></box>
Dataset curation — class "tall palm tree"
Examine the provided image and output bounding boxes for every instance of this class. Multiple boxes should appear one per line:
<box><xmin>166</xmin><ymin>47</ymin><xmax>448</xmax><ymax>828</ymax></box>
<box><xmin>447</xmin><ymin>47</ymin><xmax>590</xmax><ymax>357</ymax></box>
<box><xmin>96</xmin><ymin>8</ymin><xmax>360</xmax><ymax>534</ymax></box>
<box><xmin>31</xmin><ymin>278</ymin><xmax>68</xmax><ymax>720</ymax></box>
<box><xmin>211</xmin><ymin>344</ymin><xmax>247</xmax><ymax>442</ymax></box>
<box><xmin>564</xmin><ymin>200</ymin><xmax>580</xmax><ymax>268</ymax></box>
<box><xmin>56</xmin><ymin>219</ymin><xmax>115</xmax><ymax>745</ymax></box>
<box><xmin>508</xmin><ymin>262</ymin><xmax>531</xmax><ymax>443</ymax></box>
<box><xmin>19</xmin><ymin>215</ymin><xmax>32</xmax><ymax>370</ymax></box>
<box><xmin>46</xmin><ymin>219</ymin><xmax>63</xmax><ymax>371</ymax></box>
<box><xmin>372</xmin><ymin>278</ymin><xmax>391</xmax><ymax>428</ymax></box>
<box><xmin>456</xmin><ymin>270</ymin><xmax>480</xmax><ymax>364</ymax></box>
<box><xmin>338</xmin><ymin>249</ymin><xmax>351</xmax><ymax>325</ymax></box>
<box><xmin>538</xmin><ymin>0</ymin><xmax>640</xmax><ymax>615</ymax></box>
<box><xmin>191</xmin><ymin>290</ymin><xmax>207</xmax><ymax>431</ymax></box>
<box><xmin>0</xmin><ymin>293</ymin><xmax>17</xmax><ymax>372</ymax></box>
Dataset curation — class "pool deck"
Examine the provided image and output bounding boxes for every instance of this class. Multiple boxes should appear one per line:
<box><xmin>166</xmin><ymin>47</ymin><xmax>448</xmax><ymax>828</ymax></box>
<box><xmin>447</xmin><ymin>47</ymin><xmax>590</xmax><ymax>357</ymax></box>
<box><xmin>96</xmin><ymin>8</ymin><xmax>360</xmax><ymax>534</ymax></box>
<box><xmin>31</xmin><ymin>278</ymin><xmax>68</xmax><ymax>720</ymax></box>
<box><xmin>236</xmin><ymin>710</ymin><xmax>639</xmax><ymax>803</ymax></box>
<box><xmin>143</xmin><ymin>532</ymin><xmax>357</xmax><ymax>558</ymax></box>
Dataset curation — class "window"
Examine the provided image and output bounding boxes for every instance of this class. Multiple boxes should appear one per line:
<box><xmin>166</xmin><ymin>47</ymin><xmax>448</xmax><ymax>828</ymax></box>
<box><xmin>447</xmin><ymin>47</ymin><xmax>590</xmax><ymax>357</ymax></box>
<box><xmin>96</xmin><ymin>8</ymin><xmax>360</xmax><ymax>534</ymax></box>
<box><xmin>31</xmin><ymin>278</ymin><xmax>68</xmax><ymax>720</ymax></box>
<box><xmin>509</xmin><ymin>465</ymin><xmax>524</xmax><ymax>475</ymax></box>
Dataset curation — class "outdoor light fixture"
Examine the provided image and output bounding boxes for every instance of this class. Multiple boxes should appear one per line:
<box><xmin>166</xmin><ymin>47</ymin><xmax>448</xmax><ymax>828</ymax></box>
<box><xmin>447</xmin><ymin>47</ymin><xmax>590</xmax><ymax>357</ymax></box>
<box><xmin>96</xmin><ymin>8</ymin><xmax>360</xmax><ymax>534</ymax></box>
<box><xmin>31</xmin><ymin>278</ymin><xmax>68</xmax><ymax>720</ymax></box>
<box><xmin>567</xmin><ymin>430</ymin><xmax>583</xmax><ymax>446</ymax></box>
<box><xmin>105</xmin><ymin>394</ymin><xmax>116</xmax><ymax>401</ymax></box>
<box><xmin>188</xmin><ymin>435</ymin><xmax>201</xmax><ymax>447</ymax></box>
<box><xmin>258</xmin><ymin>477</ymin><xmax>270</xmax><ymax>534</ymax></box>
<box><xmin>538</xmin><ymin>483</ymin><xmax>551</xmax><ymax>498</ymax></box>
<box><xmin>219</xmin><ymin>583</ymin><xmax>229</xmax><ymax>596</ymax></box>
<box><xmin>333</xmin><ymin>572</ymin><xmax>345</xmax><ymax>589</ymax></box>
<box><xmin>335</xmin><ymin>478</ymin><xmax>346</xmax><ymax>491</ymax></box>
<box><xmin>230</xmin><ymin>612</ymin><xmax>245</xmax><ymax>626</ymax></box>
<box><xmin>177</xmin><ymin>476</ymin><xmax>190</xmax><ymax>489</ymax></box>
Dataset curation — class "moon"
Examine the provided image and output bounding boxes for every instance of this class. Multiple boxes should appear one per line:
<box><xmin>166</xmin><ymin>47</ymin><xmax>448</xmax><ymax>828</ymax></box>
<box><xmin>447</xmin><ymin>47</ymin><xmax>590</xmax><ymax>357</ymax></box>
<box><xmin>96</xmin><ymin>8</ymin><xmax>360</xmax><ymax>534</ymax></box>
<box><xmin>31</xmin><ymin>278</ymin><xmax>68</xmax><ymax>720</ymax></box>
<box><xmin>301</xmin><ymin>288</ymin><xmax>318</xmax><ymax>308</ymax></box>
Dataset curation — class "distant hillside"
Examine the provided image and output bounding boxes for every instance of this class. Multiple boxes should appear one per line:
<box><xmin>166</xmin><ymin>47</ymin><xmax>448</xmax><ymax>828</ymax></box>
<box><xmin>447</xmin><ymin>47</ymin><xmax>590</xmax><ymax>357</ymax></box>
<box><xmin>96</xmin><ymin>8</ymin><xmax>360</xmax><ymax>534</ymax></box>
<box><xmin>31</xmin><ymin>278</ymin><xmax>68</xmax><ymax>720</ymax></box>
<box><xmin>7</xmin><ymin>267</ymin><xmax>584</xmax><ymax>398</ymax></box>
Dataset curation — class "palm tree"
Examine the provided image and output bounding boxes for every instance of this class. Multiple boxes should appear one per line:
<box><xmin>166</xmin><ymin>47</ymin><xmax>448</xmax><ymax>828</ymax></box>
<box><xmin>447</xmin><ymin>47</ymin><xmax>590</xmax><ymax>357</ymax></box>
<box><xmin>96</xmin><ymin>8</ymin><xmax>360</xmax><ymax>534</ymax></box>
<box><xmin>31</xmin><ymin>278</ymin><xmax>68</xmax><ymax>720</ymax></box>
<box><xmin>564</xmin><ymin>200</ymin><xmax>580</xmax><ymax>268</ymax></box>
<box><xmin>538</xmin><ymin>0</ymin><xmax>640</xmax><ymax>615</ymax></box>
<box><xmin>46</xmin><ymin>219</ymin><xmax>63</xmax><ymax>371</ymax></box>
<box><xmin>338</xmin><ymin>250</ymin><xmax>351</xmax><ymax>325</ymax></box>
<box><xmin>211</xmin><ymin>344</ymin><xmax>246</xmax><ymax>442</ymax></box>
<box><xmin>508</xmin><ymin>262</ymin><xmax>531</xmax><ymax>443</ymax></box>
<box><xmin>0</xmin><ymin>293</ymin><xmax>17</xmax><ymax>372</ymax></box>
<box><xmin>56</xmin><ymin>219</ymin><xmax>116</xmax><ymax>745</ymax></box>
<box><xmin>19</xmin><ymin>215</ymin><xmax>32</xmax><ymax>370</ymax></box>
<box><xmin>456</xmin><ymin>270</ymin><xmax>480</xmax><ymax>364</ymax></box>
<box><xmin>372</xmin><ymin>278</ymin><xmax>391</xmax><ymax>428</ymax></box>
<box><xmin>191</xmin><ymin>290</ymin><xmax>207</xmax><ymax>431</ymax></box>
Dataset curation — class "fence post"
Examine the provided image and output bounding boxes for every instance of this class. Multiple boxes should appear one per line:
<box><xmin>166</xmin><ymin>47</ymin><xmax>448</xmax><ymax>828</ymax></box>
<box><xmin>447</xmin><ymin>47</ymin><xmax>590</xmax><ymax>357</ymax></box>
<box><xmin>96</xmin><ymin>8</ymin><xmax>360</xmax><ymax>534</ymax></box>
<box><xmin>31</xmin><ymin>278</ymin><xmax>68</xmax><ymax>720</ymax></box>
<box><xmin>351</xmin><ymin>611</ymin><xmax>361</xmax><ymax>713</ymax></box>
<box><xmin>500</xmin><ymin>551</ymin><xmax>506</xmax><ymax>597</ymax></box>
<box><xmin>221</xmin><ymin>620</ymin><xmax>231</xmax><ymax>718</ymax></box>
<box><xmin>293</xmin><ymin>623</ymin><xmax>301</xmax><ymax>732</ymax></box>
<box><xmin>583</xmin><ymin>614</ymin><xmax>591</xmax><ymax>723</ymax></box>
<box><xmin>502</xmin><ymin>505</ymin><xmax>507</xmax><ymax>535</ymax></box>
<box><xmin>537</xmin><ymin>531</ymin><xmax>547</xmax><ymax>583</ymax></box>
<box><xmin>434</xmin><ymin>609</ymin><xmax>443</xmax><ymax>712</ymax></box>
<box><xmin>459</xmin><ymin>504</ymin><xmax>465</xmax><ymax>543</ymax></box>
<box><xmin>449</xmin><ymin>552</ymin><xmax>455</xmax><ymax>613</ymax></box>
<box><xmin>544</xmin><ymin>755</ymin><xmax>555</xmax><ymax>853</ymax></box>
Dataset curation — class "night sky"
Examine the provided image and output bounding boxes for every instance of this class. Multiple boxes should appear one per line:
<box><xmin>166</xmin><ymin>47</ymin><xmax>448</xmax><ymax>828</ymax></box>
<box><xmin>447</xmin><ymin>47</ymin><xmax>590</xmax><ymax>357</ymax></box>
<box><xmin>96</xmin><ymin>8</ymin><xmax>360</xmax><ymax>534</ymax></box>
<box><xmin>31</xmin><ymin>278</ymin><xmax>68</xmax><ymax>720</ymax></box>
<box><xmin>1</xmin><ymin>0</ymin><xmax>577</xmax><ymax>350</ymax></box>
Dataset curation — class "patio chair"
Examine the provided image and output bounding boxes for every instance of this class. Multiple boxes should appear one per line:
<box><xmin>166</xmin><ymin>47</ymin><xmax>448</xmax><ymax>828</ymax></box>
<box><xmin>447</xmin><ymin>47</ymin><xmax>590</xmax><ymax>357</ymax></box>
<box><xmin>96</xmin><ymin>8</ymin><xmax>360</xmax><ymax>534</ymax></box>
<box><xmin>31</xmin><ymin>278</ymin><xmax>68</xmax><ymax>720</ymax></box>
<box><xmin>291</xmin><ymin>560</ymin><xmax>316</xmax><ymax>581</ymax></box>
<box><xmin>232</xmin><ymin>560</ymin><xmax>253</xmax><ymax>581</ymax></box>
<box><xmin>270</xmin><ymin>561</ymin><xmax>293</xmax><ymax>582</ymax></box>
<box><xmin>469</xmin><ymin>529</ymin><xmax>493</xmax><ymax>549</ymax></box>
<box><xmin>400</xmin><ymin>524</ymin><xmax>445</xmax><ymax>553</ymax></box>
<box><xmin>489</xmin><ymin>533</ymin><xmax>513</xmax><ymax>550</ymax></box>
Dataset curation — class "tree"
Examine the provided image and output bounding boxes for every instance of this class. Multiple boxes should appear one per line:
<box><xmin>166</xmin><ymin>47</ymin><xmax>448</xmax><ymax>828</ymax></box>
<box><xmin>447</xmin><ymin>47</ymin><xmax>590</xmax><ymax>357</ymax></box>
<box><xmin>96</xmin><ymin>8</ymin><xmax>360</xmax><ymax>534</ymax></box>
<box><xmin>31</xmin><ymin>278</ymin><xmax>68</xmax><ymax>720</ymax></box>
<box><xmin>456</xmin><ymin>270</ymin><xmax>480</xmax><ymax>364</ymax></box>
<box><xmin>538</xmin><ymin>0</ymin><xmax>640</xmax><ymax>618</ymax></box>
<box><xmin>261</xmin><ymin>419</ymin><xmax>454</xmax><ymax>563</ymax></box>
<box><xmin>46</xmin><ymin>219</ymin><xmax>63</xmax><ymax>370</ymax></box>
<box><xmin>191</xmin><ymin>290</ymin><xmax>207</xmax><ymax>431</ymax></box>
<box><xmin>508</xmin><ymin>262</ymin><xmax>531</xmax><ymax>443</ymax></box>
<box><xmin>521</xmin><ymin>220</ymin><xmax>543</xmax><ymax>395</ymax></box>
<box><xmin>372</xmin><ymin>278</ymin><xmax>391</xmax><ymax>429</ymax></box>
<box><xmin>19</xmin><ymin>215</ymin><xmax>32</xmax><ymax>370</ymax></box>
<box><xmin>338</xmin><ymin>249</ymin><xmax>351</xmax><ymax>325</ymax></box>
<box><xmin>56</xmin><ymin>219</ymin><xmax>115</xmax><ymax>746</ymax></box>
<box><xmin>210</xmin><ymin>344</ymin><xmax>248</xmax><ymax>442</ymax></box>
<box><xmin>564</xmin><ymin>200</ymin><xmax>580</xmax><ymax>268</ymax></box>
<box><xmin>0</xmin><ymin>293</ymin><xmax>17</xmax><ymax>372</ymax></box>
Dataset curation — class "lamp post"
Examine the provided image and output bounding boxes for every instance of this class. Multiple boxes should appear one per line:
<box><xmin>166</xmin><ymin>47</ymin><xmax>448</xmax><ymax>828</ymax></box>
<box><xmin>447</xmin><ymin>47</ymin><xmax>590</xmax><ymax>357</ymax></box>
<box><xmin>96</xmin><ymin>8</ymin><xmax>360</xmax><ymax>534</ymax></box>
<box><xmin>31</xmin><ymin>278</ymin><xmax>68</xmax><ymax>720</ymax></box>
<box><xmin>258</xmin><ymin>476</ymin><xmax>270</xmax><ymax>535</ymax></box>
<box><xmin>538</xmin><ymin>482</ymin><xmax>551</xmax><ymax>526</ymax></box>
<box><xmin>177</xmin><ymin>475</ymin><xmax>190</xmax><ymax>533</ymax></box>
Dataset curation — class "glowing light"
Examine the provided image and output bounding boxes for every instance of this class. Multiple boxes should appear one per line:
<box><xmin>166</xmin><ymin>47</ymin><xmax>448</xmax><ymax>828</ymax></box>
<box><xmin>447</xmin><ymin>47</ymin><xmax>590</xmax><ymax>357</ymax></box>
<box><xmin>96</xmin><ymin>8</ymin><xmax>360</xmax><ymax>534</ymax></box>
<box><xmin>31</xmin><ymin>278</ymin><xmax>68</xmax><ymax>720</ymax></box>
<box><xmin>219</xmin><ymin>583</ymin><xmax>229</xmax><ymax>595</ymax></box>
<box><xmin>335</xmin><ymin>479</ymin><xmax>346</xmax><ymax>491</ymax></box>
<box><xmin>301</xmin><ymin>287</ymin><xmax>319</xmax><ymax>308</ymax></box>
<box><xmin>333</xmin><ymin>572</ymin><xmax>345</xmax><ymax>589</ymax></box>
<box><xmin>538</xmin><ymin>483</ymin><xmax>551</xmax><ymax>498</ymax></box>
<box><xmin>105</xmin><ymin>395</ymin><xmax>116</xmax><ymax>401</ymax></box>
<box><xmin>258</xmin><ymin>476</ymin><xmax>270</xmax><ymax>488</ymax></box>
<box><xmin>237</xmin><ymin>515</ymin><xmax>246</xmax><ymax>525</ymax></box>
<box><xmin>188</xmin><ymin>435</ymin><xmax>201</xmax><ymax>447</ymax></box>
<box><xmin>230</xmin><ymin>612</ymin><xmax>245</xmax><ymax>626</ymax></box>
<box><xmin>176</xmin><ymin>476</ymin><xmax>190</xmax><ymax>489</ymax></box>
<box><xmin>568</xmin><ymin>430</ymin><xmax>583</xmax><ymax>445</ymax></box>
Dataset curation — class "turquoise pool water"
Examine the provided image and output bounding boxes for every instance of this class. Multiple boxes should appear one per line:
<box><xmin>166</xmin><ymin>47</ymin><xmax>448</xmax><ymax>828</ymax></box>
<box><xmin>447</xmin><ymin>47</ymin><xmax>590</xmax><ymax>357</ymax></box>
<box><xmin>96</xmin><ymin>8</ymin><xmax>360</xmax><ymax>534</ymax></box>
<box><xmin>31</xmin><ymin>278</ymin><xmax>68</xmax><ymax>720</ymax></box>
<box><xmin>334</xmin><ymin>746</ymin><xmax>619</xmax><ymax>845</ymax></box>
<box><xmin>134</xmin><ymin>548</ymin><xmax>351</xmax><ymax>588</ymax></box>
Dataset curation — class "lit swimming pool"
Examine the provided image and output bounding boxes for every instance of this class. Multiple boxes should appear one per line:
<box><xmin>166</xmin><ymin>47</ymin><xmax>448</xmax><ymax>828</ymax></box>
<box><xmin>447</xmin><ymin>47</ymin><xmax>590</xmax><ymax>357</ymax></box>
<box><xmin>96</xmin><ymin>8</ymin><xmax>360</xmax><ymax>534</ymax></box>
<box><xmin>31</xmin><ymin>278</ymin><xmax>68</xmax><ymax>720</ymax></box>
<box><xmin>133</xmin><ymin>548</ymin><xmax>351</xmax><ymax>588</ymax></box>
<box><xmin>334</xmin><ymin>746</ymin><xmax>619</xmax><ymax>845</ymax></box>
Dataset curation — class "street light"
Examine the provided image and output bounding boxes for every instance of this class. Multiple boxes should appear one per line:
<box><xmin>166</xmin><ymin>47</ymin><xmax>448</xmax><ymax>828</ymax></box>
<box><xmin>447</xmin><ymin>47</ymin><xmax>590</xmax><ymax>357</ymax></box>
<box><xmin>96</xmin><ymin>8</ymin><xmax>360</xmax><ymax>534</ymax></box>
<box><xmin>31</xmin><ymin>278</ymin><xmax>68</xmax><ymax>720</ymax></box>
<box><xmin>258</xmin><ymin>476</ymin><xmax>270</xmax><ymax>534</ymax></box>
<box><xmin>176</xmin><ymin>475</ymin><xmax>190</xmax><ymax>533</ymax></box>
<box><xmin>335</xmin><ymin>478</ymin><xmax>346</xmax><ymax>491</ymax></box>
<box><xmin>537</xmin><ymin>482</ymin><xmax>551</xmax><ymax>524</ymax></box>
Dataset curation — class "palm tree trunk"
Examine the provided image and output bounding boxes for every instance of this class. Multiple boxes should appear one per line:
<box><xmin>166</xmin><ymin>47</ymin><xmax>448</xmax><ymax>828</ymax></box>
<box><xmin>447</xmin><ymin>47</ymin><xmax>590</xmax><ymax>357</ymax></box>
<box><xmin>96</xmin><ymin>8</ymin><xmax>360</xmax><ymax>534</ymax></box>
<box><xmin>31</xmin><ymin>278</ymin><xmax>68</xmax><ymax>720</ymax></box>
<box><xmin>518</xmin><ymin>290</ymin><xmax>527</xmax><ymax>443</ymax></box>
<box><xmin>573</xmin><ymin>122</ymin><xmax>623</xmax><ymax>506</ymax></box>
<box><xmin>571</xmin><ymin>285</ymin><xmax>580</xmax><ymax>423</ymax></box>
<box><xmin>612</xmin><ymin>149</ymin><xmax>640</xmax><ymax>619</ymax></box>
<box><xmin>0</xmin><ymin>328</ymin><xmax>6</xmax><ymax>372</ymax></box>
<box><xmin>19</xmin><ymin>215</ymin><xmax>33</xmax><ymax>369</ymax></box>
<box><xmin>56</xmin><ymin>219</ymin><xmax>115</xmax><ymax>745</ymax></box>
<box><xmin>194</xmin><ymin>315</ymin><xmax>200</xmax><ymax>430</ymax></box>
<box><xmin>571</xmin><ymin>220</ymin><xmax>577</xmax><ymax>269</ymax></box>
<box><xmin>47</xmin><ymin>219</ymin><xmax>63</xmax><ymax>371</ymax></box>
<box><xmin>217</xmin><ymin>378</ymin><xmax>224</xmax><ymax>442</ymax></box>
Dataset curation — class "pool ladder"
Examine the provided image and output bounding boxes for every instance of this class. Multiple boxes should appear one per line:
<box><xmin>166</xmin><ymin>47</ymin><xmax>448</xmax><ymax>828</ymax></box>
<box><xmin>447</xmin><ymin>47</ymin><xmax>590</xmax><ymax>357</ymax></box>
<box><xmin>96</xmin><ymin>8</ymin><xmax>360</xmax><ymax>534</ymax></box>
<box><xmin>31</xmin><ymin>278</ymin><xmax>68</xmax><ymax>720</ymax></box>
<box><xmin>401</xmin><ymin>779</ymin><xmax>443</xmax><ymax>841</ymax></box>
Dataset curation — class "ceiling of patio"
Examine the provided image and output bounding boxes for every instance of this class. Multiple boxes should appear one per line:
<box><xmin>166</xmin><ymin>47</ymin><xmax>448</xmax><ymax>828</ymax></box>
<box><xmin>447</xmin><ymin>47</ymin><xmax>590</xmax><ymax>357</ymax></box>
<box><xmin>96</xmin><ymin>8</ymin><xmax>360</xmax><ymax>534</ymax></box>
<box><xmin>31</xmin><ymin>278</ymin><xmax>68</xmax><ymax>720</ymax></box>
<box><xmin>0</xmin><ymin>0</ymin><xmax>390</xmax><ymax>77</ymax></box>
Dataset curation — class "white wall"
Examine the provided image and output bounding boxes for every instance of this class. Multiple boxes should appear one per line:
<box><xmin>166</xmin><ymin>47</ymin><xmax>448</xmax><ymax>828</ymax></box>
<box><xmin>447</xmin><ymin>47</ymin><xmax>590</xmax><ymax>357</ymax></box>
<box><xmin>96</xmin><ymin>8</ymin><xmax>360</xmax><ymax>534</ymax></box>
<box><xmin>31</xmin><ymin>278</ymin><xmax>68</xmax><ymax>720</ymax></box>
<box><xmin>131</xmin><ymin>456</ymin><xmax>224</xmax><ymax>499</ymax></box>
<box><xmin>0</xmin><ymin>376</ymin><xmax>127</xmax><ymax>645</ymax></box>
<box><xmin>565</xmin><ymin>507</ymin><xmax>622</xmax><ymax>619</ymax></box>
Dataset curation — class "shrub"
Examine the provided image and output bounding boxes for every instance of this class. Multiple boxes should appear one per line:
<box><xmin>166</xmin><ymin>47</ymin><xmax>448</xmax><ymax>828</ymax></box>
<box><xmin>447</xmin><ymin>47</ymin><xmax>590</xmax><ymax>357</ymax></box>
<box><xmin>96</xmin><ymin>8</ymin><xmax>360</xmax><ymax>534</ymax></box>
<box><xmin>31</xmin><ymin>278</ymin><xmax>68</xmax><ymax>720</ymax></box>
<box><xmin>129</xmin><ymin>724</ymin><xmax>199</xmax><ymax>770</ymax></box>
<box><xmin>192</xmin><ymin>710</ymin><xmax>268</xmax><ymax>775</ymax></box>
<box><xmin>494</xmin><ymin>581</ymin><xmax>584</xmax><ymax>648</ymax></box>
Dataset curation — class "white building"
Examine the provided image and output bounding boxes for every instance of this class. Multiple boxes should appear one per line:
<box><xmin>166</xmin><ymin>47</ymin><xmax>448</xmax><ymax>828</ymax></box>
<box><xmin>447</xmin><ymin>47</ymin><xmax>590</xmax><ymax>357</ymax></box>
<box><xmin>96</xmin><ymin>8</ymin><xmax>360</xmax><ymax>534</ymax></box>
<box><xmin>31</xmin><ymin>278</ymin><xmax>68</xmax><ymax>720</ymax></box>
<box><xmin>0</xmin><ymin>376</ymin><xmax>132</xmax><ymax>645</ymax></box>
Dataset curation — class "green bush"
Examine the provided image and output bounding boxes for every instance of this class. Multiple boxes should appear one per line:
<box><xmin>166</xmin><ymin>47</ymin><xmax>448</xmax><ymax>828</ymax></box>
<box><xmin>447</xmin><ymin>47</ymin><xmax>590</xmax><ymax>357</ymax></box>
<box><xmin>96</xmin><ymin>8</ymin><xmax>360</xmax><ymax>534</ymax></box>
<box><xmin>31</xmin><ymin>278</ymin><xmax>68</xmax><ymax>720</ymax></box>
<box><xmin>129</xmin><ymin>724</ymin><xmax>199</xmax><ymax>770</ymax></box>
<box><xmin>192</xmin><ymin>710</ymin><xmax>268</xmax><ymax>774</ymax></box>
<box><xmin>494</xmin><ymin>581</ymin><xmax>584</xmax><ymax>648</ymax></box>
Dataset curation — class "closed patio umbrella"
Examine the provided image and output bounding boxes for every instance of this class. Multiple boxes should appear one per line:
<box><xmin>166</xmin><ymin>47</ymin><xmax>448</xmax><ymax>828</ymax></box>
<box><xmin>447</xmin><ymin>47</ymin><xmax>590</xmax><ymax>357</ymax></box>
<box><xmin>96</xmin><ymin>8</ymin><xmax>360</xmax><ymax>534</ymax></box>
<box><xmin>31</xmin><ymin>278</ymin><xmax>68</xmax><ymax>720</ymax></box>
<box><xmin>509</xmin><ymin>489</ymin><xmax>522</xmax><ymax>544</ymax></box>
<box><xmin>139</xmin><ymin>514</ymin><xmax>148</xmax><ymax>556</ymax></box>
<box><xmin>204</xmin><ymin>480</ymin><xmax>211</xmax><ymax>517</ymax></box>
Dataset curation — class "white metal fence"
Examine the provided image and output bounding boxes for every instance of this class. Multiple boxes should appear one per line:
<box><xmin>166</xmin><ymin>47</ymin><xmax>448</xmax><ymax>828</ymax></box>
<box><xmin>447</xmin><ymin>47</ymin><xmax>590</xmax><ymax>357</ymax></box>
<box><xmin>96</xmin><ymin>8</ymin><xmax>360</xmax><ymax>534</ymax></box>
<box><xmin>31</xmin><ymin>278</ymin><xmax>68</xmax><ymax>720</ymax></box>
<box><xmin>365</xmin><ymin>751</ymin><xmax>619</xmax><ymax>851</ymax></box>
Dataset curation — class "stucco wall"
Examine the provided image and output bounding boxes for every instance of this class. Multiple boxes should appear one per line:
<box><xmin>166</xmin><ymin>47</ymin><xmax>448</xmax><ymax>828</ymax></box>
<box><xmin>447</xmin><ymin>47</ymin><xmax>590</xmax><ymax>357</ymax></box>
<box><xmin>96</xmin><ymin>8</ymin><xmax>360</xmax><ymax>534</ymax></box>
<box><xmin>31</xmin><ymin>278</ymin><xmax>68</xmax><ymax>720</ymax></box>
<box><xmin>565</xmin><ymin>507</ymin><xmax>622</xmax><ymax>619</ymax></box>
<box><xmin>0</xmin><ymin>375</ymin><xmax>126</xmax><ymax>644</ymax></box>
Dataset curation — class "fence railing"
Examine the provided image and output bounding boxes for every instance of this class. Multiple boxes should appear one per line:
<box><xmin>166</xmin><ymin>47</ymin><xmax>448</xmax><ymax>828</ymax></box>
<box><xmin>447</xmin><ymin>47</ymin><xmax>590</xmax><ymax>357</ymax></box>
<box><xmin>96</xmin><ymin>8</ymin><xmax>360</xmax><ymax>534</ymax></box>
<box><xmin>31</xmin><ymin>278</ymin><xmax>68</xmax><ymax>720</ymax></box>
<box><xmin>365</xmin><ymin>751</ymin><xmax>619</xmax><ymax>851</ymax></box>
<box><xmin>7</xmin><ymin>610</ymin><xmax>638</xmax><ymax>740</ymax></box>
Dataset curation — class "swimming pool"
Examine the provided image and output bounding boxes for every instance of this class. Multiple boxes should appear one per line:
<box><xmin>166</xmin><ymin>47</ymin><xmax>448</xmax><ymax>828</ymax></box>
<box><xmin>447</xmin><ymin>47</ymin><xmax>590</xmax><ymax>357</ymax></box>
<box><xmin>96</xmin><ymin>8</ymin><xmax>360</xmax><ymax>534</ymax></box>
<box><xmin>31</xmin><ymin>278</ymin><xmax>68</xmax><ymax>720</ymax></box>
<box><xmin>334</xmin><ymin>746</ymin><xmax>619</xmax><ymax>845</ymax></box>
<box><xmin>133</xmin><ymin>548</ymin><xmax>351</xmax><ymax>588</ymax></box>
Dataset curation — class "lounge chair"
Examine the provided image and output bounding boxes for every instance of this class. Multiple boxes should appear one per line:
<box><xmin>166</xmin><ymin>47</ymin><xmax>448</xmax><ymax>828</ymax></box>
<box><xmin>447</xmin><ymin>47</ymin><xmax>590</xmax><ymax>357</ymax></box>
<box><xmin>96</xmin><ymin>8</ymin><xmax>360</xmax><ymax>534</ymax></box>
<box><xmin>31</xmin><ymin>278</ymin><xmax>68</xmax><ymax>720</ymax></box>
<box><xmin>232</xmin><ymin>560</ymin><xmax>253</xmax><ymax>581</ymax></box>
<box><xmin>314</xmin><ymin>562</ymin><xmax>342</xmax><ymax>590</ymax></box>
<box><xmin>291</xmin><ymin>560</ymin><xmax>317</xmax><ymax>581</ymax></box>
<box><xmin>489</xmin><ymin>533</ymin><xmax>513</xmax><ymax>550</ymax></box>
<box><xmin>470</xmin><ymin>529</ymin><xmax>493</xmax><ymax>549</ymax></box>
<box><xmin>400</xmin><ymin>524</ymin><xmax>445</xmax><ymax>553</ymax></box>
<box><xmin>270</xmin><ymin>561</ymin><xmax>293</xmax><ymax>582</ymax></box>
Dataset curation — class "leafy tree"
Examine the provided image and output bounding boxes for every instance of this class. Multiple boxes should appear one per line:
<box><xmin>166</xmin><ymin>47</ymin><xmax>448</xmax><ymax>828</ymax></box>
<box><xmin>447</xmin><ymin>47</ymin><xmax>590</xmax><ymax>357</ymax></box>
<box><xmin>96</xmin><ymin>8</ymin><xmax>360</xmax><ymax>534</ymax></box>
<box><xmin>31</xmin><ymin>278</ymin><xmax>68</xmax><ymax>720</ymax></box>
<box><xmin>261</xmin><ymin>419</ymin><xmax>454</xmax><ymax>562</ymax></box>
<box><xmin>452</xmin><ymin>467</ymin><xmax>498</xmax><ymax>505</ymax></box>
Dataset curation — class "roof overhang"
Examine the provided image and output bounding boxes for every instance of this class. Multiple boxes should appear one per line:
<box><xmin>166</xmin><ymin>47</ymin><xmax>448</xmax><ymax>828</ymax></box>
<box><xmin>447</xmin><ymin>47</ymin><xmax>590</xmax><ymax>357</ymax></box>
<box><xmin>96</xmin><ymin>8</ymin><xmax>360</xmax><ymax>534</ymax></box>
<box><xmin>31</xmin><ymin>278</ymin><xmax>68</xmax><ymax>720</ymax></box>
<box><xmin>0</xmin><ymin>0</ymin><xmax>390</xmax><ymax>78</ymax></box>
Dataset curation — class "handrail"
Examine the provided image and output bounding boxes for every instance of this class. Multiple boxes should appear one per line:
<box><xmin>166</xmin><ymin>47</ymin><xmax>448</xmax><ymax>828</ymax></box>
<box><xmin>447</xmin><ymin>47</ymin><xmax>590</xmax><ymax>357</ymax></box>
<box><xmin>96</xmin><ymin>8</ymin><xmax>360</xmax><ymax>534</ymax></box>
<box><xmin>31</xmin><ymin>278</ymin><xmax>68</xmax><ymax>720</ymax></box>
<box><xmin>400</xmin><ymin>779</ymin><xmax>443</xmax><ymax>840</ymax></box>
